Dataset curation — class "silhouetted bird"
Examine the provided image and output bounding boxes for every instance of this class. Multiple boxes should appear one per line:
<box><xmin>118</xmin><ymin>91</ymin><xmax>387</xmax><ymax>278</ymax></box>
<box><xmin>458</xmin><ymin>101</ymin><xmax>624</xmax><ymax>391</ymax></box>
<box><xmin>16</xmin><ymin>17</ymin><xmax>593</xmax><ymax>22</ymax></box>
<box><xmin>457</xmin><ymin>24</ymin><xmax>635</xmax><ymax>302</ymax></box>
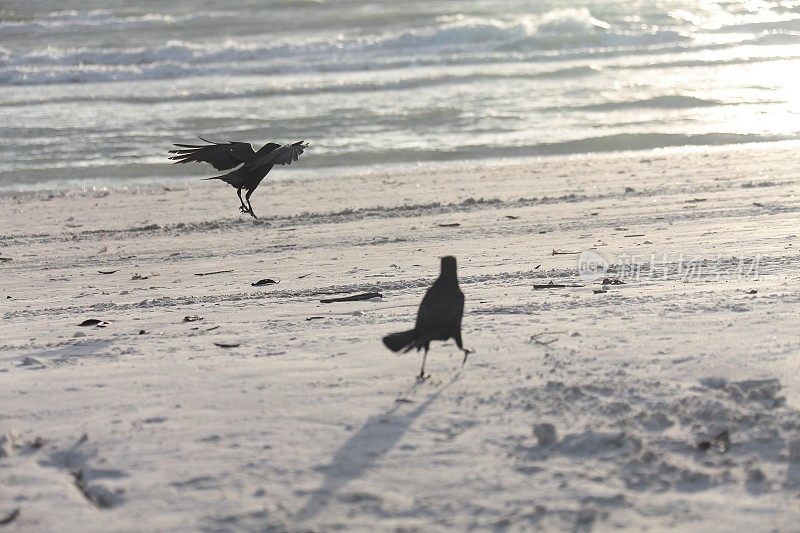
<box><xmin>383</xmin><ymin>256</ymin><xmax>470</xmax><ymax>379</ymax></box>
<box><xmin>169</xmin><ymin>137</ymin><xmax>308</xmax><ymax>219</ymax></box>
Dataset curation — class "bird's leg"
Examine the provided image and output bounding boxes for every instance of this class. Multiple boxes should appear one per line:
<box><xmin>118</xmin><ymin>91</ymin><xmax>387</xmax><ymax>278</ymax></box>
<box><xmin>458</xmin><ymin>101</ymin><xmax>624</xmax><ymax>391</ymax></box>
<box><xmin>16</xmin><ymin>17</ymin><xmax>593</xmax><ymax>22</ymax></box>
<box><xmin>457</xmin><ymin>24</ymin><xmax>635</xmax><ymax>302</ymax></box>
<box><xmin>245</xmin><ymin>190</ymin><xmax>257</xmax><ymax>219</ymax></box>
<box><xmin>454</xmin><ymin>333</ymin><xmax>471</xmax><ymax>367</ymax></box>
<box><xmin>417</xmin><ymin>347</ymin><xmax>429</xmax><ymax>381</ymax></box>
<box><xmin>237</xmin><ymin>189</ymin><xmax>249</xmax><ymax>214</ymax></box>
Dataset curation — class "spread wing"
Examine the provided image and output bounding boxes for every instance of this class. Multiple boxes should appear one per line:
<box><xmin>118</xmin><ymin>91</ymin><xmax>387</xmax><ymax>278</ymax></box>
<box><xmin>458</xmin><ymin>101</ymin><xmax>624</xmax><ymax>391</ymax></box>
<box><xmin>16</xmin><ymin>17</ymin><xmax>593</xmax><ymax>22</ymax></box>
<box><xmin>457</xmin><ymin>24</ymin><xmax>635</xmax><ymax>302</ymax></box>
<box><xmin>168</xmin><ymin>137</ymin><xmax>256</xmax><ymax>171</ymax></box>
<box><xmin>245</xmin><ymin>141</ymin><xmax>308</xmax><ymax>172</ymax></box>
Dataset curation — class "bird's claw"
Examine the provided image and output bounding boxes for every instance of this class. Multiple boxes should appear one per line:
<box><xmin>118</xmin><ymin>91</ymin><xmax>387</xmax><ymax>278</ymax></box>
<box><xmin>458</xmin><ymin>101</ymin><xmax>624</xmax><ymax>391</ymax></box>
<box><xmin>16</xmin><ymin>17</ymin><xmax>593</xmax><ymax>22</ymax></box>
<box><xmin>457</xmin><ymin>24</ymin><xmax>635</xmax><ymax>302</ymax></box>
<box><xmin>239</xmin><ymin>205</ymin><xmax>257</xmax><ymax>219</ymax></box>
<box><xmin>416</xmin><ymin>373</ymin><xmax>430</xmax><ymax>382</ymax></box>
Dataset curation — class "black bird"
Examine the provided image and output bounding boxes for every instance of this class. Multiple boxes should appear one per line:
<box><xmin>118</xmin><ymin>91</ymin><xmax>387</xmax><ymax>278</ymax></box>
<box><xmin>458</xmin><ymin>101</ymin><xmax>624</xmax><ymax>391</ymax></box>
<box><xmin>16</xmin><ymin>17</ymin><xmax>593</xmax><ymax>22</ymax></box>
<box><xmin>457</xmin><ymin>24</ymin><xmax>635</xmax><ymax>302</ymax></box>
<box><xmin>168</xmin><ymin>137</ymin><xmax>308</xmax><ymax>219</ymax></box>
<box><xmin>383</xmin><ymin>256</ymin><xmax>470</xmax><ymax>379</ymax></box>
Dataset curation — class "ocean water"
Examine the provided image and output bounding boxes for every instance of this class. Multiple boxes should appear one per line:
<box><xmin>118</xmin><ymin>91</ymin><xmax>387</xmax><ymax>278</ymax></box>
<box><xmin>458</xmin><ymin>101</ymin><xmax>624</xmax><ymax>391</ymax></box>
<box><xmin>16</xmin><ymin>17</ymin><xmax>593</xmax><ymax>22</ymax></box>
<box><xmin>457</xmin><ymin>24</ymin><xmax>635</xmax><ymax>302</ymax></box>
<box><xmin>2</xmin><ymin>0</ymin><xmax>800</xmax><ymax>190</ymax></box>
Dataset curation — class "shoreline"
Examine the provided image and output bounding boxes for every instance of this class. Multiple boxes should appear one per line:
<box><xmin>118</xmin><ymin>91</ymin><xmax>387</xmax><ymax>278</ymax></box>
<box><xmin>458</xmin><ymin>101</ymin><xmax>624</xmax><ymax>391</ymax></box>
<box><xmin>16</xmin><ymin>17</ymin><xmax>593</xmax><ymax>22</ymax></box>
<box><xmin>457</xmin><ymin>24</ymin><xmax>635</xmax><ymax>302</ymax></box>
<box><xmin>4</xmin><ymin>138</ymin><xmax>800</xmax><ymax>195</ymax></box>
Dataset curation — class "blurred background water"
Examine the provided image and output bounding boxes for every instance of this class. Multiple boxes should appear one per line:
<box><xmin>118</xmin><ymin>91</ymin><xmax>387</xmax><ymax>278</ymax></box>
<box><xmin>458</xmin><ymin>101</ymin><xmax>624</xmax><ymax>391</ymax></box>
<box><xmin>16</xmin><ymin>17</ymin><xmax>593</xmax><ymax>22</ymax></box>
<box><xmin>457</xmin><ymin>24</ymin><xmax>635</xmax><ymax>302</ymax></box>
<box><xmin>2</xmin><ymin>0</ymin><xmax>800</xmax><ymax>189</ymax></box>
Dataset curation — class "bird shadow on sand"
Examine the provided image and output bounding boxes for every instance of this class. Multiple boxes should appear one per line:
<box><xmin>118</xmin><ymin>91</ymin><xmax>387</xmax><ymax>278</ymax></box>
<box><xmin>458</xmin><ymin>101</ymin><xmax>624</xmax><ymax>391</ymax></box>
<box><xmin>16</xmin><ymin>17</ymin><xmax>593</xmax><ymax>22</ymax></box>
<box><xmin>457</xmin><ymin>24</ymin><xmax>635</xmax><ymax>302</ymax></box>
<box><xmin>295</xmin><ymin>372</ymin><xmax>461</xmax><ymax>521</ymax></box>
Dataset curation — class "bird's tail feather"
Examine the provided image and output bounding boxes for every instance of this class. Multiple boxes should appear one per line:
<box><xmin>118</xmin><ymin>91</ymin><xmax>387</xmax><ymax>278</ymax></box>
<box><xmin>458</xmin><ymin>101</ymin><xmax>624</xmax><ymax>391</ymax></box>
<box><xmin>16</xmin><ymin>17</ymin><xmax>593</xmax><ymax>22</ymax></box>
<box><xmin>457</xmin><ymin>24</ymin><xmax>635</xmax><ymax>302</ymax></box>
<box><xmin>202</xmin><ymin>173</ymin><xmax>246</xmax><ymax>188</ymax></box>
<box><xmin>382</xmin><ymin>329</ymin><xmax>418</xmax><ymax>353</ymax></box>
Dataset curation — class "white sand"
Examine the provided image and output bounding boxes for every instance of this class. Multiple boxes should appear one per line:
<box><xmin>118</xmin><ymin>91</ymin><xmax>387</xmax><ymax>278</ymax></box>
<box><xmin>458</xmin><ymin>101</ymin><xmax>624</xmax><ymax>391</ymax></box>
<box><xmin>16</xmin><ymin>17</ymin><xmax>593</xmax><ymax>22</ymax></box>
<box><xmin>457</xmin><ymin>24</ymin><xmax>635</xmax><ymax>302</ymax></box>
<box><xmin>2</xmin><ymin>143</ymin><xmax>800</xmax><ymax>531</ymax></box>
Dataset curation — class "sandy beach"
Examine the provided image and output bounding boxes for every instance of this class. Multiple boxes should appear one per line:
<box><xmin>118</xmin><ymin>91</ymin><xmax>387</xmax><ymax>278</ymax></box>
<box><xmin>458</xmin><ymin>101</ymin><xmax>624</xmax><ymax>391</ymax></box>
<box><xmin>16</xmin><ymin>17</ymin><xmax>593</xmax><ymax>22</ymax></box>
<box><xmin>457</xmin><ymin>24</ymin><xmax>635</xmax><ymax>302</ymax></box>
<box><xmin>2</xmin><ymin>142</ymin><xmax>800</xmax><ymax>530</ymax></box>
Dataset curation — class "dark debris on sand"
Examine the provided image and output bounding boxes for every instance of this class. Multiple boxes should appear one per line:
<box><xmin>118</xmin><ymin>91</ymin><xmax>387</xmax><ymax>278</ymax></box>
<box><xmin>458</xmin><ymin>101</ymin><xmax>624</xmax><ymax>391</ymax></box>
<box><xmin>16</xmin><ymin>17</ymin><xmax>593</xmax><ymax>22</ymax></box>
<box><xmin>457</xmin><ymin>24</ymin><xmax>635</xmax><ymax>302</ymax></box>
<box><xmin>320</xmin><ymin>292</ymin><xmax>382</xmax><ymax>303</ymax></box>
<box><xmin>213</xmin><ymin>342</ymin><xmax>240</xmax><ymax>348</ymax></box>
<box><xmin>252</xmin><ymin>279</ymin><xmax>279</xmax><ymax>286</ymax></box>
<box><xmin>0</xmin><ymin>508</ymin><xmax>20</xmax><ymax>526</ymax></box>
<box><xmin>78</xmin><ymin>319</ymin><xmax>111</xmax><ymax>327</ymax></box>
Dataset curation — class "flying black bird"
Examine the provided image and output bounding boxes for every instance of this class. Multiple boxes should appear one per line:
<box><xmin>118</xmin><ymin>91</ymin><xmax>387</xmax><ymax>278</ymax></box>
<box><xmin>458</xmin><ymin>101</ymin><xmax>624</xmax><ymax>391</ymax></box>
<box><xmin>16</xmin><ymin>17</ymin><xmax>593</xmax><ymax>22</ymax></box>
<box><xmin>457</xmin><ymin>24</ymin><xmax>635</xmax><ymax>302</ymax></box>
<box><xmin>168</xmin><ymin>137</ymin><xmax>308</xmax><ymax>219</ymax></box>
<box><xmin>383</xmin><ymin>256</ymin><xmax>470</xmax><ymax>379</ymax></box>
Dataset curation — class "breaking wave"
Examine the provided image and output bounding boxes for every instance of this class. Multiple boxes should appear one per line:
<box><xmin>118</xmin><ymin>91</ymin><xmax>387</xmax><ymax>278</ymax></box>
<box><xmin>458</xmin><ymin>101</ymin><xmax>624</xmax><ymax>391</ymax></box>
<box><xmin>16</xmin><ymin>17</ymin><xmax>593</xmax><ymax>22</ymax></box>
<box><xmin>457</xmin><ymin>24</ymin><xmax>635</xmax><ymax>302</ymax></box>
<box><xmin>0</xmin><ymin>8</ymin><xmax>689</xmax><ymax>86</ymax></box>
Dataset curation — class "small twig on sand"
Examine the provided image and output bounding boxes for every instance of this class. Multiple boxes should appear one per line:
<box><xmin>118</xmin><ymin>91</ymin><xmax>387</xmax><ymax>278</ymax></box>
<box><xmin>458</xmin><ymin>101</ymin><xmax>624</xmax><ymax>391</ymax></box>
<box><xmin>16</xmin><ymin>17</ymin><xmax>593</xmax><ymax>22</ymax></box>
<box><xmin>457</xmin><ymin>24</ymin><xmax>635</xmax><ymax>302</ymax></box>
<box><xmin>0</xmin><ymin>508</ymin><xmax>20</xmax><ymax>526</ymax></box>
<box><xmin>195</xmin><ymin>270</ymin><xmax>234</xmax><ymax>276</ymax></box>
<box><xmin>529</xmin><ymin>331</ymin><xmax>567</xmax><ymax>346</ymax></box>
<box><xmin>320</xmin><ymin>292</ymin><xmax>382</xmax><ymax>303</ymax></box>
<box><xmin>213</xmin><ymin>342</ymin><xmax>240</xmax><ymax>348</ymax></box>
<box><xmin>552</xmin><ymin>249</ymin><xmax>579</xmax><ymax>255</ymax></box>
<box><xmin>533</xmin><ymin>281</ymin><xmax>583</xmax><ymax>289</ymax></box>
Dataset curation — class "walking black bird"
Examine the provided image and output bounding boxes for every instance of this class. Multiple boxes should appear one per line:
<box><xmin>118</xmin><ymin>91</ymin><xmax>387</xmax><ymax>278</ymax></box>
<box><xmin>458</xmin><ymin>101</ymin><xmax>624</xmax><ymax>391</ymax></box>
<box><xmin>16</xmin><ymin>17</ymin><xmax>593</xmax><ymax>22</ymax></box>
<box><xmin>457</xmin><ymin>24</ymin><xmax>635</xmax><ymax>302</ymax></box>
<box><xmin>383</xmin><ymin>256</ymin><xmax>470</xmax><ymax>379</ymax></box>
<box><xmin>168</xmin><ymin>137</ymin><xmax>308</xmax><ymax>219</ymax></box>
